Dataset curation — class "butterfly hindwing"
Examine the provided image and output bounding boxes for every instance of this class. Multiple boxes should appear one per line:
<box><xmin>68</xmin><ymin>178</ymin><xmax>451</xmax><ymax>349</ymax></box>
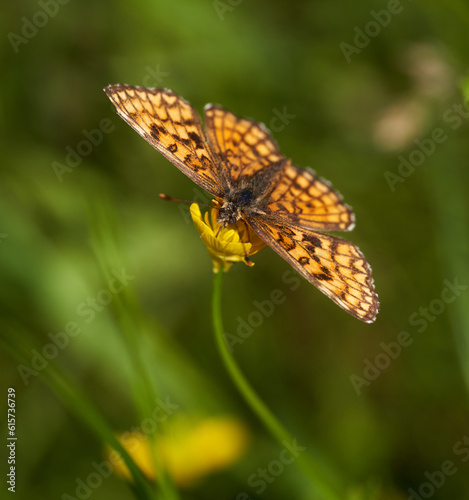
<box><xmin>247</xmin><ymin>218</ymin><xmax>378</xmax><ymax>323</ymax></box>
<box><xmin>265</xmin><ymin>163</ymin><xmax>355</xmax><ymax>232</ymax></box>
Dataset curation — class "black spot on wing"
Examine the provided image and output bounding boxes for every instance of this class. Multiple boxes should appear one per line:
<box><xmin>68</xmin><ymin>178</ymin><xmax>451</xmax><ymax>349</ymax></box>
<box><xmin>175</xmin><ymin>135</ymin><xmax>192</xmax><ymax>147</ymax></box>
<box><xmin>277</xmin><ymin>232</ymin><xmax>296</xmax><ymax>251</ymax></box>
<box><xmin>150</xmin><ymin>123</ymin><xmax>160</xmax><ymax>139</ymax></box>
<box><xmin>280</xmin><ymin>226</ymin><xmax>295</xmax><ymax>236</ymax></box>
<box><xmin>302</xmin><ymin>234</ymin><xmax>322</xmax><ymax>248</ymax></box>
<box><xmin>189</xmin><ymin>131</ymin><xmax>204</xmax><ymax>149</ymax></box>
<box><xmin>200</xmin><ymin>154</ymin><xmax>211</xmax><ymax>166</ymax></box>
<box><xmin>283</xmin><ymin>239</ymin><xmax>296</xmax><ymax>251</ymax></box>
<box><xmin>320</xmin><ymin>265</ymin><xmax>333</xmax><ymax>279</ymax></box>
<box><xmin>314</xmin><ymin>273</ymin><xmax>333</xmax><ymax>281</ymax></box>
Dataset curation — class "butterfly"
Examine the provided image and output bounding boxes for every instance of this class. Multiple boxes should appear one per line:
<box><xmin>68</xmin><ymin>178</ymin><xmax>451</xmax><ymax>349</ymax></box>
<box><xmin>104</xmin><ymin>85</ymin><xmax>379</xmax><ymax>323</ymax></box>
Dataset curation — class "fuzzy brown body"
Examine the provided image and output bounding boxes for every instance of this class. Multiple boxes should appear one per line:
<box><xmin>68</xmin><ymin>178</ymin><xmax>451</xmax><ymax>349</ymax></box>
<box><xmin>217</xmin><ymin>161</ymin><xmax>285</xmax><ymax>226</ymax></box>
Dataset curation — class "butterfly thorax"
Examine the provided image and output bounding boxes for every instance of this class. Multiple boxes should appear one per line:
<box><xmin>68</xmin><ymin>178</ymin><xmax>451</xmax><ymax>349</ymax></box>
<box><xmin>217</xmin><ymin>188</ymin><xmax>257</xmax><ymax>226</ymax></box>
<box><xmin>217</xmin><ymin>161</ymin><xmax>286</xmax><ymax>226</ymax></box>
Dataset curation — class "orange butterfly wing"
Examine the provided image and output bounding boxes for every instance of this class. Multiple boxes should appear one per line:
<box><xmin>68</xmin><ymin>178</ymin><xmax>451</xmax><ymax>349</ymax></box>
<box><xmin>247</xmin><ymin>219</ymin><xmax>379</xmax><ymax>322</ymax></box>
<box><xmin>106</xmin><ymin>86</ymin><xmax>378</xmax><ymax>322</ymax></box>
<box><xmin>204</xmin><ymin>105</ymin><xmax>284</xmax><ymax>181</ymax></box>
<box><xmin>104</xmin><ymin>84</ymin><xmax>223</xmax><ymax>196</ymax></box>
<box><xmin>204</xmin><ymin>106</ymin><xmax>354</xmax><ymax>232</ymax></box>
<box><xmin>264</xmin><ymin>163</ymin><xmax>355</xmax><ymax>232</ymax></box>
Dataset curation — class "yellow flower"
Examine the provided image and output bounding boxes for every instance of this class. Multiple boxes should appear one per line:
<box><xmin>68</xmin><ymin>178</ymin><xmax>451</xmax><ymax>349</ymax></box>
<box><xmin>108</xmin><ymin>416</ymin><xmax>250</xmax><ymax>488</ymax></box>
<box><xmin>190</xmin><ymin>202</ymin><xmax>265</xmax><ymax>273</ymax></box>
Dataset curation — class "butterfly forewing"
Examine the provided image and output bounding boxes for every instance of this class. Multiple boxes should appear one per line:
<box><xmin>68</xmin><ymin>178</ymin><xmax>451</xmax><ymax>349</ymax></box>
<box><xmin>105</xmin><ymin>85</ymin><xmax>379</xmax><ymax>322</ymax></box>
<box><xmin>204</xmin><ymin>105</ymin><xmax>284</xmax><ymax>181</ymax></box>
<box><xmin>204</xmin><ymin>107</ymin><xmax>355</xmax><ymax>232</ymax></box>
<box><xmin>105</xmin><ymin>84</ymin><xmax>223</xmax><ymax>196</ymax></box>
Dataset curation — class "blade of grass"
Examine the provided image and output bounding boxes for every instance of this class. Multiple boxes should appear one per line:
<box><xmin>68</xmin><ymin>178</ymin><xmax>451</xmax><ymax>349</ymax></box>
<box><xmin>86</xmin><ymin>194</ymin><xmax>180</xmax><ymax>500</ymax></box>
<box><xmin>426</xmin><ymin>145</ymin><xmax>469</xmax><ymax>395</ymax></box>
<box><xmin>0</xmin><ymin>323</ymin><xmax>154</xmax><ymax>500</ymax></box>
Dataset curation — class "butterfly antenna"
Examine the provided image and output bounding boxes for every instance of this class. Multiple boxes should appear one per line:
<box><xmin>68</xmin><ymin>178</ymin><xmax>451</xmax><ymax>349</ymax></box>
<box><xmin>159</xmin><ymin>193</ymin><xmax>210</xmax><ymax>207</ymax></box>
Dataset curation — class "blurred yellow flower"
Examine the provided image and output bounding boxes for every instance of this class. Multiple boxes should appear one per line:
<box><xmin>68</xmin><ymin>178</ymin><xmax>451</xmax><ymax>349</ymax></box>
<box><xmin>190</xmin><ymin>202</ymin><xmax>265</xmax><ymax>273</ymax></box>
<box><xmin>108</xmin><ymin>416</ymin><xmax>249</xmax><ymax>487</ymax></box>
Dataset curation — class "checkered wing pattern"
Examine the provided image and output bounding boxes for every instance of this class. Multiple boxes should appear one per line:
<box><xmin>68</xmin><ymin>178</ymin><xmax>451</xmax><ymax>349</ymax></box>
<box><xmin>265</xmin><ymin>163</ymin><xmax>355</xmax><ymax>232</ymax></box>
<box><xmin>204</xmin><ymin>105</ymin><xmax>284</xmax><ymax>182</ymax></box>
<box><xmin>247</xmin><ymin>219</ymin><xmax>378</xmax><ymax>323</ymax></box>
<box><xmin>105</xmin><ymin>84</ymin><xmax>223</xmax><ymax>196</ymax></box>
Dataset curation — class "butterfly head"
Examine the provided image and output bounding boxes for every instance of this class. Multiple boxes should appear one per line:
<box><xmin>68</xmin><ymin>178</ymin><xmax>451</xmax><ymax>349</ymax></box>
<box><xmin>217</xmin><ymin>202</ymin><xmax>241</xmax><ymax>226</ymax></box>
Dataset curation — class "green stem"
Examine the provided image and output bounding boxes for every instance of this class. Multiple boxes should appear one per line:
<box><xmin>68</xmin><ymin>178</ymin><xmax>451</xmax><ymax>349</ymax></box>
<box><xmin>211</xmin><ymin>270</ymin><xmax>342</xmax><ymax>500</ymax></box>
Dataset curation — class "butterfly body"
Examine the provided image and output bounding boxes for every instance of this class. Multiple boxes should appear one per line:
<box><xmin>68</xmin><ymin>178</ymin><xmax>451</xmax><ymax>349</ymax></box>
<box><xmin>105</xmin><ymin>85</ymin><xmax>379</xmax><ymax>322</ymax></box>
<box><xmin>217</xmin><ymin>160</ymin><xmax>286</xmax><ymax>225</ymax></box>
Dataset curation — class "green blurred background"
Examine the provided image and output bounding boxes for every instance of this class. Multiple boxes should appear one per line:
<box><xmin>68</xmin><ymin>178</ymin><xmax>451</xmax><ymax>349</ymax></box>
<box><xmin>2</xmin><ymin>0</ymin><xmax>469</xmax><ymax>499</ymax></box>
